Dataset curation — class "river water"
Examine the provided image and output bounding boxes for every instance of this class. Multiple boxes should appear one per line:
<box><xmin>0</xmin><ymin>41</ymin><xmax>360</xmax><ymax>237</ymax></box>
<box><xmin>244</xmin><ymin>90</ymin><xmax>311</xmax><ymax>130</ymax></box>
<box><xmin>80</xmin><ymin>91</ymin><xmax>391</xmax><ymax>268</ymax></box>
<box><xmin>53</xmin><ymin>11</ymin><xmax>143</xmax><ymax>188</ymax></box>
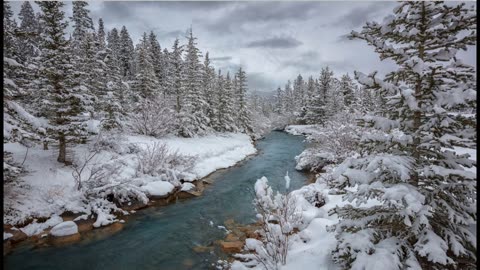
<box><xmin>4</xmin><ymin>131</ymin><xmax>308</xmax><ymax>270</ymax></box>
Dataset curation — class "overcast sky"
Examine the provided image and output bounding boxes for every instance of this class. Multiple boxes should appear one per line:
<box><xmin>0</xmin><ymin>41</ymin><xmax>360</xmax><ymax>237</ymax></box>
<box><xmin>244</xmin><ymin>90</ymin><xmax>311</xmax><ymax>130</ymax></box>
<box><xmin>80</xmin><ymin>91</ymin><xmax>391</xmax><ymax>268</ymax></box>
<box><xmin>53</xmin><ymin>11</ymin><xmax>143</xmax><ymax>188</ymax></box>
<box><xmin>11</xmin><ymin>1</ymin><xmax>476</xmax><ymax>93</ymax></box>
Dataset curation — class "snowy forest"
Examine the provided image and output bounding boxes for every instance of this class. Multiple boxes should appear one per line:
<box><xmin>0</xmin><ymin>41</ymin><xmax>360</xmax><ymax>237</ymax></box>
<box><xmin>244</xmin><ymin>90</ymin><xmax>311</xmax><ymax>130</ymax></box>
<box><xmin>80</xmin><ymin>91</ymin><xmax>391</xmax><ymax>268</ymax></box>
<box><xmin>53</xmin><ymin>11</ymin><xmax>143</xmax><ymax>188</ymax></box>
<box><xmin>3</xmin><ymin>1</ymin><xmax>477</xmax><ymax>270</ymax></box>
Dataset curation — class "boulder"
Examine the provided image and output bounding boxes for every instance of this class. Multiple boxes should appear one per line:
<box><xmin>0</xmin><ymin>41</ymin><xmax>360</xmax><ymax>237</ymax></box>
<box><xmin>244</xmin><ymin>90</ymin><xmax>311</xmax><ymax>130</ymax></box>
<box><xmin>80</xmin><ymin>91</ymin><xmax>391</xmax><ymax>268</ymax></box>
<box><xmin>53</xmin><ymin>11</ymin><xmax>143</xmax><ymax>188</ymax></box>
<box><xmin>192</xmin><ymin>245</ymin><xmax>214</xmax><ymax>253</ymax></box>
<box><xmin>219</xmin><ymin>240</ymin><xmax>244</xmax><ymax>253</ymax></box>
<box><xmin>8</xmin><ymin>230</ymin><xmax>28</xmax><ymax>244</ymax></box>
<box><xmin>225</xmin><ymin>233</ymin><xmax>240</xmax><ymax>242</ymax></box>
<box><xmin>50</xmin><ymin>233</ymin><xmax>81</xmax><ymax>246</ymax></box>
<box><xmin>50</xmin><ymin>221</ymin><xmax>78</xmax><ymax>237</ymax></box>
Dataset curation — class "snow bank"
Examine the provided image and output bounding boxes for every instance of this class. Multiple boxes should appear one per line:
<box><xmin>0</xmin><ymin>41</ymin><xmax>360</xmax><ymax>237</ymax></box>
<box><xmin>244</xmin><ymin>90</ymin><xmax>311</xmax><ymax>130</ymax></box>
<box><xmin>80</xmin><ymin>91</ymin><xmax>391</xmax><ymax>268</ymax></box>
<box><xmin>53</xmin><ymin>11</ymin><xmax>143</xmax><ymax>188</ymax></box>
<box><xmin>141</xmin><ymin>181</ymin><xmax>175</xmax><ymax>197</ymax></box>
<box><xmin>50</xmin><ymin>221</ymin><xmax>78</xmax><ymax>237</ymax></box>
<box><xmin>4</xmin><ymin>132</ymin><xmax>256</xmax><ymax>228</ymax></box>
<box><xmin>285</xmin><ymin>125</ymin><xmax>321</xmax><ymax>137</ymax></box>
<box><xmin>127</xmin><ymin>132</ymin><xmax>256</xmax><ymax>180</ymax></box>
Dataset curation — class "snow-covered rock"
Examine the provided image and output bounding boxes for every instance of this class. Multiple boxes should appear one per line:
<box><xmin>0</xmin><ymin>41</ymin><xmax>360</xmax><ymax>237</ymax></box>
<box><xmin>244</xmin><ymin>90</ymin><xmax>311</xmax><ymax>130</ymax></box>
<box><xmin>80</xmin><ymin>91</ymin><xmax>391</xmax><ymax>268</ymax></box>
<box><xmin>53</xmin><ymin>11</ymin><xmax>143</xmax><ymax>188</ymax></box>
<box><xmin>181</xmin><ymin>182</ymin><xmax>196</xmax><ymax>191</ymax></box>
<box><xmin>4</xmin><ymin>232</ymin><xmax>14</xmax><ymax>240</ymax></box>
<box><xmin>50</xmin><ymin>221</ymin><xmax>78</xmax><ymax>237</ymax></box>
<box><xmin>141</xmin><ymin>181</ymin><xmax>175</xmax><ymax>197</ymax></box>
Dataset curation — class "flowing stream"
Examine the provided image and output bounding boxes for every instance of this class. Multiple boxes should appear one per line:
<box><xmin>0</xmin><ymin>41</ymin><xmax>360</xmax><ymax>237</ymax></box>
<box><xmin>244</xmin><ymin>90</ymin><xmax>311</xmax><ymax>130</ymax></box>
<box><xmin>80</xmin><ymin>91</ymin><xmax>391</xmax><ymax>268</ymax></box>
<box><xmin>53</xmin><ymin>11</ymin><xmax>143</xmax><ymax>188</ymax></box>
<box><xmin>5</xmin><ymin>131</ymin><xmax>308</xmax><ymax>270</ymax></box>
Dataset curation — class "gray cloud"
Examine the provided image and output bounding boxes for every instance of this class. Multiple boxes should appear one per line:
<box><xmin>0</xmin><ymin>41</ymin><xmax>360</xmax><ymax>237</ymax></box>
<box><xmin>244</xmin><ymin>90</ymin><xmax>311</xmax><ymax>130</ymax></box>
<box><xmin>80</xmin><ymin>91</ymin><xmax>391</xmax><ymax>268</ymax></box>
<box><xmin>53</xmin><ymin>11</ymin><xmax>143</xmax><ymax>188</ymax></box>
<box><xmin>332</xmin><ymin>2</ymin><xmax>395</xmax><ymax>28</ymax></box>
<box><xmin>203</xmin><ymin>2</ymin><xmax>321</xmax><ymax>33</ymax></box>
<box><xmin>246</xmin><ymin>37</ymin><xmax>303</xmax><ymax>49</ymax></box>
<box><xmin>211</xmin><ymin>56</ymin><xmax>233</xmax><ymax>61</ymax></box>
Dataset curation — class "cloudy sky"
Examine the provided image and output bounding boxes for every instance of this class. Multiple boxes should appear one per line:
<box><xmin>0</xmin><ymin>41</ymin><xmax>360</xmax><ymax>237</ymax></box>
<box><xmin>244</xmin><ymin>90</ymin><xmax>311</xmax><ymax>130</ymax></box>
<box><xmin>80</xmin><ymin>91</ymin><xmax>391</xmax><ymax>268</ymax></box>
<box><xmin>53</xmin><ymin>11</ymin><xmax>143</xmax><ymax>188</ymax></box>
<box><xmin>11</xmin><ymin>1</ymin><xmax>476</xmax><ymax>93</ymax></box>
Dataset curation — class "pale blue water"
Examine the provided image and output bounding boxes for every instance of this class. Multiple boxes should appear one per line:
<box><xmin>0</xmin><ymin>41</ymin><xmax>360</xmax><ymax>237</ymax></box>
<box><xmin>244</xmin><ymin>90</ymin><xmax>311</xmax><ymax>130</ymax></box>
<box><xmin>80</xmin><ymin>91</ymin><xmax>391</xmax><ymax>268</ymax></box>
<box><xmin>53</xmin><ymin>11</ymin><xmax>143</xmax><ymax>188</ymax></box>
<box><xmin>4</xmin><ymin>131</ymin><xmax>307</xmax><ymax>270</ymax></box>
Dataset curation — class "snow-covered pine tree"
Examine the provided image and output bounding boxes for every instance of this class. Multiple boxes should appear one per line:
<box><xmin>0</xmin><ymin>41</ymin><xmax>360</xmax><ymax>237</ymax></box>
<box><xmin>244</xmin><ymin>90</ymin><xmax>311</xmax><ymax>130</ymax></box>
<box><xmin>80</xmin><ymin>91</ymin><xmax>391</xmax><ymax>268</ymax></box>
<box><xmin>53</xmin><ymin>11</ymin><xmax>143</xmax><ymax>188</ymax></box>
<box><xmin>119</xmin><ymin>26</ymin><xmax>135</xmax><ymax>79</ymax></box>
<box><xmin>107</xmin><ymin>27</ymin><xmax>120</xmax><ymax>56</ymax></box>
<box><xmin>202</xmin><ymin>52</ymin><xmax>217</xmax><ymax>129</ymax></box>
<box><xmin>304</xmin><ymin>76</ymin><xmax>326</xmax><ymax>125</ymax></box>
<box><xmin>4</xmin><ymin>2</ymin><xmax>23</xmax><ymax>99</ymax></box>
<box><xmin>70</xmin><ymin>1</ymin><xmax>97</xmax><ymax>117</ymax></box>
<box><xmin>3</xmin><ymin>2</ymin><xmax>41</xmax><ymax>145</ymax></box>
<box><xmin>283</xmin><ymin>80</ymin><xmax>294</xmax><ymax>115</ymax></box>
<box><xmin>330</xmin><ymin>2</ymin><xmax>477</xmax><ymax>269</ymax></box>
<box><xmin>148</xmin><ymin>31</ymin><xmax>163</xmax><ymax>88</ymax></box>
<box><xmin>170</xmin><ymin>38</ymin><xmax>184</xmax><ymax>114</ymax></box>
<box><xmin>235</xmin><ymin>67</ymin><xmax>253</xmax><ymax>133</ymax></box>
<box><xmin>36</xmin><ymin>1</ymin><xmax>93</xmax><ymax>164</ymax></box>
<box><xmin>97</xmin><ymin>18</ymin><xmax>106</xmax><ymax>50</ymax></box>
<box><xmin>17</xmin><ymin>1</ymin><xmax>39</xmax><ymax>64</ymax></box>
<box><xmin>326</xmin><ymin>77</ymin><xmax>344</xmax><ymax>117</ymax></box>
<box><xmin>339</xmin><ymin>73</ymin><xmax>355</xmax><ymax>109</ymax></box>
<box><xmin>178</xmin><ymin>29</ymin><xmax>209</xmax><ymax>137</ymax></box>
<box><xmin>293</xmin><ymin>74</ymin><xmax>308</xmax><ymax>122</ymax></box>
<box><xmin>133</xmin><ymin>32</ymin><xmax>158</xmax><ymax>100</ymax></box>
<box><xmin>216</xmin><ymin>71</ymin><xmax>236</xmax><ymax>132</ymax></box>
<box><xmin>274</xmin><ymin>87</ymin><xmax>284</xmax><ymax>114</ymax></box>
<box><xmin>161</xmin><ymin>47</ymin><xmax>172</xmax><ymax>99</ymax></box>
<box><xmin>293</xmin><ymin>74</ymin><xmax>306</xmax><ymax>110</ymax></box>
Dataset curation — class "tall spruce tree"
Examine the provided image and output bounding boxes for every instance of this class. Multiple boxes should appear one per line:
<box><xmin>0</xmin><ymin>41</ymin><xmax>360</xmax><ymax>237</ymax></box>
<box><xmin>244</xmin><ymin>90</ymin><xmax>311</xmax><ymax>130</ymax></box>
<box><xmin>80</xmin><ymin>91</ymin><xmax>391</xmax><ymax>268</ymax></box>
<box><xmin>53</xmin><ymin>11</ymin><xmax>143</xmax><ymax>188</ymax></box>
<box><xmin>17</xmin><ymin>1</ymin><xmax>39</xmax><ymax>63</ymax></box>
<box><xmin>235</xmin><ymin>67</ymin><xmax>252</xmax><ymax>133</ymax></box>
<box><xmin>216</xmin><ymin>71</ymin><xmax>236</xmax><ymax>132</ymax></box>
<box><xmin>330</xmin><ymin>2</ymin><xmax>477</xmax><ymax>269</ymax></box>
<box><xmin>202</xmin><ymin>52</ymin><xmax>217</xmax><ymax>128</ymax></box>
<box><xmin>97</xmin><ymin>18</ymin><xmax>106</xmax><ymax>50</ymax></box>
<box><xmin>134</xmin><ymin>32</ymin><xmax>158</xmax><ymax>100</ymax></box>
<box><xmin>179</xmin><ymin>29</ymin><xmax>208</xmax><ymax>137</ymax></box>
<box><xmin>36</xmin><ymin>1</ymin><xmax>92</xmax><ymax>164</ymax></box>
<box><xmin>119</xmin><ymin>26</ymin><xmax>135</xmax><ymax>79</ymax></box>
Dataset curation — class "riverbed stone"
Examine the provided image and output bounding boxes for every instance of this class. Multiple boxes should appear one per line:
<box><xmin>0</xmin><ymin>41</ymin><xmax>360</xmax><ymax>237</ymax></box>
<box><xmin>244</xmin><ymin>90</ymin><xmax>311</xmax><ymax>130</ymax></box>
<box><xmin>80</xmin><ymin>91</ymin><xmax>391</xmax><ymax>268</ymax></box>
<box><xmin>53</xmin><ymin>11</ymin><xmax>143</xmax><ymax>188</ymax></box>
<box><xmin>75</xmin><ymin>219</ymin><xmax>95</xmax><ymax>233</ymax></box>
<box><xmin>192</xmin><ymin>245</ymin><xmax>214</xmax><ymax>253</ymax></box>
<box><xmin>225</xmin><ymin>233</ymin><xmax>240</xmax><ymax>242</ymax></box>
<box><xmin>8</xmin><ymin>229</ymin><xmax>28</xmax><ymax>244</ymax></box>
<box><xmin>120</xmin><ymin>200</ymin><xmax>148</xmax><ymax>212</ymax></box>
<box><xmin>50</xmin><ymin>233</ymin><xmax>81</xmax><ymax>246</ymax></box>
<box><xmin>219</xmin><ymin>241</ymin><xmax>244</xmax><ymax>253</ymax></box>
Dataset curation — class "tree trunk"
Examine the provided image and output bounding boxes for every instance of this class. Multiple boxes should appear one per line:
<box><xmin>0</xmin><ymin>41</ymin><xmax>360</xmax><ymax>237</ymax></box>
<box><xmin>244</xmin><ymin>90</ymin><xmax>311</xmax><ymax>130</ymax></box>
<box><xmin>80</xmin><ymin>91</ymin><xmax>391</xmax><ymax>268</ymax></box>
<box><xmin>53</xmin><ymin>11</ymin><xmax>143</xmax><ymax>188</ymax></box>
<box><xmin>57</xmin><ymin>134</ymin><xmax>66</xmax><ymax>164</ymax></box>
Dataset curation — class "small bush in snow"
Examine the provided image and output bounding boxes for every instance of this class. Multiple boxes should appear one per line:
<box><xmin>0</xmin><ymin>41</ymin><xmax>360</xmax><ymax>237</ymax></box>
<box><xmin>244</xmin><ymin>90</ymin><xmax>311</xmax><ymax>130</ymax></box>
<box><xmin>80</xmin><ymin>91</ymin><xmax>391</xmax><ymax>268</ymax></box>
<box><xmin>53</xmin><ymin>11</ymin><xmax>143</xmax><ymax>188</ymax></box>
<box><xmin>239</xmin><ymin>176</ymin><xmax>302</xmax><ymax>270</ymax></box>
<box><xmin>136</xmin><ymin>142</ymin><xmax>196</xmax><ymax>183</ymax></box>
<box><xmin>128</xmin><ymin>98</ymin><xmax>175</xmax><ymax>138</ymax></box>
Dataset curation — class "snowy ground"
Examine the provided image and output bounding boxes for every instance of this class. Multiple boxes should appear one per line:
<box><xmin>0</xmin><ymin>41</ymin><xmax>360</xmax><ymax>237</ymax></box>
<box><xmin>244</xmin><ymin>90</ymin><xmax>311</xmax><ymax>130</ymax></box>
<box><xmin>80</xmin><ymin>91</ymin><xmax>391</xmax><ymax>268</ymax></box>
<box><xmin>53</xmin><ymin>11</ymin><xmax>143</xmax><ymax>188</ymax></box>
<box><xmin>232</xmin><ymin>124</ymin><xmax>477</xmax><ymax>270</ymax></box>
<box><xmin>3</xmin><ymin>133</ymin><xmax>256</xmax><ymax>230</ymax></box>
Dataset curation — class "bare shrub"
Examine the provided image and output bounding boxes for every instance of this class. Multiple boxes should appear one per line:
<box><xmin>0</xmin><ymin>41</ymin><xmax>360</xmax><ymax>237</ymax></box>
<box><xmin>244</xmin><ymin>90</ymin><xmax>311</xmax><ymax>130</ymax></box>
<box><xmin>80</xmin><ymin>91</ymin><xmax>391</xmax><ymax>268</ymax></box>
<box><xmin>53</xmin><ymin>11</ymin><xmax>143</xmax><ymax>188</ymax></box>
<box><xmin>136</xmin><ymin>142</ymin><xmax>196</xmax><ymax>183</ymax></box>
<box><xmin>241</xmin><ymin>176</ymin><xmax>302</xmax><ymax>270</ymax></box>
<box><xmin>128</xmin><ymin>98</ymin><xmax>174</xmax><ymax>138</ymax></box>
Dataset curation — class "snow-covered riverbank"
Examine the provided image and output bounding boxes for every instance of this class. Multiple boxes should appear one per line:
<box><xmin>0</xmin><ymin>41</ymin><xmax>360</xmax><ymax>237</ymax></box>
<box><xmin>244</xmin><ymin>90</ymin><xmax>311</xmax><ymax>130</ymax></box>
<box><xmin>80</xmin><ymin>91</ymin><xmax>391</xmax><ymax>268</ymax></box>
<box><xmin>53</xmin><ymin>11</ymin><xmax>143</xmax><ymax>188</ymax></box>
<box><xmin>4</xmin><ymin>133</ymin><xmax>256</xmax><ymax>239</ymax></box>
<box><xmin>231</xmin><ymin>124</ymin><xmax>477</xmax><ymax>270</ymax></box>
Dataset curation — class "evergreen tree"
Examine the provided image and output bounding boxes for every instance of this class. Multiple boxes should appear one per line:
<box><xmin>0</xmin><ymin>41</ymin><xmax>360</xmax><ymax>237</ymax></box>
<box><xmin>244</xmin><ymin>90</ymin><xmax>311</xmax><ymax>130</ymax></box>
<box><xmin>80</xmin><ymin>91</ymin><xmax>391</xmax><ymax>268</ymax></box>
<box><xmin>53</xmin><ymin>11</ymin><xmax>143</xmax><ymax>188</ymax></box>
<box><xmin>161</xmin><ymin>47</ymin><xmax>172</xmax><ymax>99</ymax></box>
<box><xmin>235</xmin><ymin>67</ymin><xmax>252</xmax><ymax>133</ymax></box>
<box><xmin>330</xmin><ymin>2</ymin><xmax>477</xmax><ymax>269</ymax></box>
<box><xmin>293</xmin><ymin>74</ymin><xmax>305</xmax><ymax>109</ymax></box>
<box><xmin>133</xmin><ymin>32</ymin><xmax>158</xmax><ymax>100</ymax></box>
<box><xmin>148</xmin><ymin>31</ymin><xmax>163</xmax><ymax>87</ymax></box>
<box><xmin>17</xmin><ymin>1</ymin><xmax>39</xmax><ymax>63</ymax></box>
<box><xmin>274</xmin><ymin>87</ymin><xmax>284</xmax><ymax>114</ymax></box>
<box><xmin>202</xmin><ymin>52</ymin><xmax>217</xmax><ymax>128</ymax></box>
<box><xmin>170</xmin><ymin>38</ymin><xmax>184</xmax><ymax>113</ymax></box>
<box><xmin>97</xmin><ymin>18</ymin><xmax>106</xmax><ymax>50</ymax></box>
<box><xmin>216</xmin><ymin>71</ymin><xmax>236</xmax><ymax>132</ymax></box>
<box><xmin>179</xmin><ymin>29</ymin><xmax>208</xmax><ymax>137</ymax></box>
<box><xmin>339</xmin><ymin>73</ymin><xmax>355</xmax><ymax>109</ymax></box>
<box><xmin>119</xmin><ymin>26</ymin><xmax>135</xmax><ymax>79</ymax></box>
<box><xmin>36</xmin><ymin>1</ymin><xmax>92</xmax><ymax>164</ymax></box>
